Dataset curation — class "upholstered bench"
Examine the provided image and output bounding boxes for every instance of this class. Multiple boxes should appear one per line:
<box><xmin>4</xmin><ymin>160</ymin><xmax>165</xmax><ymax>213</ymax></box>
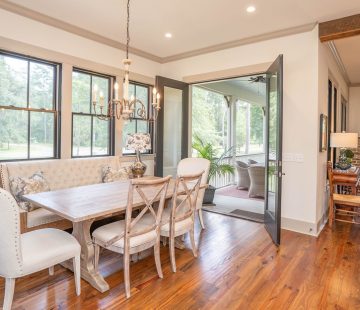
<box><xmin>0</xmin><ymin>156</ymin><xmax>148</xmax><ymax>233</ymax></box>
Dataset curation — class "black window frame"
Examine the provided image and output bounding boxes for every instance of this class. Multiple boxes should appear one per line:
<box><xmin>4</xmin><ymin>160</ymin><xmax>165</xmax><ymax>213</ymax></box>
<box><xmin>71</xmin><ymin>68</ymin><xmax>115</xmax><ymax>158</ymax></box>
<box><xmin>0</xmin><ymin>50</ymin><xmax>61</xmax><ymax>162</ymax></box>
<box><xmin>122</xmin><ymin>80</ymin><xmax>154</xmax><ymax>155</ymax></box>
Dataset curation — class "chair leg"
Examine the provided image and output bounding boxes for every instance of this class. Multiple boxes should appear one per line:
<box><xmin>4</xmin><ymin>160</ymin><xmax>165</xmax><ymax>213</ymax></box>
<box><xmin>49</xmin><ymin>266</ymin><xmax>54</xmax><ymax>276</ymax></box>
<box><xmin>123</xmin><ymin>252</ymin><xmax>131</xmax><ymax>298</ymax></box>
<box><xmin>329</xmin><ymin>199</ymin><xmax>334</xmax><ymax>228</ymax></box>
<box><xmin>189</xmin><ymin>229</ymin><xmax>198</xmax><ymax>258</ymax></box>
<box><xmin>73</xmin><ymin>255</ymin><xmax>81</xmax><ymax>296</ymax></box>
<box><xmin>154</xmin><ymin>241</ymin><xmax>163</xmax><ymax>279</ymax></box>
<box><xmin>198</xmin><ymin>208</ymin><xmax>205</xmax><ymax>230</ymax></box>
<box><xmin>169</xmin><ymin>235</ymin><xmax>177</xmax><ymax>273</ymax></box>
<box><xmin>3</xmin><ymin>278</ymin><xmax>15</xmax><ymax>310</ymax></box>
<box><xmin>94</xmin><ymin>243</ymin><xmax>100</xmax><ymax>272</ymax></box>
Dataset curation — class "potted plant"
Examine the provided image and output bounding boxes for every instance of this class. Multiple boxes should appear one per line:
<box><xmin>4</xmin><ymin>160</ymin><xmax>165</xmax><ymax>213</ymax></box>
<box><xmin>192</xmin><ymin>135</ymin><xmax>235</xmax><ymax>205</ymax></box>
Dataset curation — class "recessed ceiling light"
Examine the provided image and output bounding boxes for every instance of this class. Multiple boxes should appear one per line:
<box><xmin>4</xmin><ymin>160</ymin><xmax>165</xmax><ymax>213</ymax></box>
<box><xmin>246</xmin><ymin>5</ymin><xmax>256</xmax><ymax>13</ymax></box>
<box><xmin>165</xmin><ymin>32</ymin><xmax>172</xmax><ymax>39</ymax></box>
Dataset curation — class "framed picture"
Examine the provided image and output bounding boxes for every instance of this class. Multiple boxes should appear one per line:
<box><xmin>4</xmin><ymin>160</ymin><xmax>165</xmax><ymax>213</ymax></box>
<box><xmin>319</xmin><ymin>114</ymin><xmax>328</xmax><ymax>152</ymax></box>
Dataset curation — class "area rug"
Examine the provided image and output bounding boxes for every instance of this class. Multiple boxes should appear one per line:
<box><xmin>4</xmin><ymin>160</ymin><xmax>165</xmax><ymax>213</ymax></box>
<box><xmin>202</xmin><ymin>194</ymin><xmax>264</xmax><ymax>223</ymax></box>
<box><xmin>216</xmin><ymin>185</ymin><xmax>264</xmax><ymax>202</ymax></box>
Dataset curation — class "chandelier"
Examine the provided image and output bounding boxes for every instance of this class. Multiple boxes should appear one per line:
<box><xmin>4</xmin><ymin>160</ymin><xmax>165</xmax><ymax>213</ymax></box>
<box><xmin>91</xmin><ymin>0</ymin><xmax>160</xmax><ymax>121</ymax></box>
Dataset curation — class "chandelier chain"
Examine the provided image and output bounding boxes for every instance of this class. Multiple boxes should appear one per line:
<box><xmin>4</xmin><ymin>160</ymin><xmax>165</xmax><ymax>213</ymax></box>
<box><xmin>126</xmin><ymin>0</ymin><xmax>130</xmax><ymax>59</ymax></box>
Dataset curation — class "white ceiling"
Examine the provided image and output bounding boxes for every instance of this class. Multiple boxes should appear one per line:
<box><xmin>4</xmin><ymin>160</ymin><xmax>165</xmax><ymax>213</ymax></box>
<box><xmin>200</xmin><ymin>75</ymin><xmax>266</xmax><ymax>105</ymax></box>
<box><xmin>6</xmin><ymin>0</ymin><xmax>360</xmax><ymax>58</ymax></box>
<box><xmin>334</xmin><ymin>35</ymin><xmax>360</xmax><ymax>84</ymax></box>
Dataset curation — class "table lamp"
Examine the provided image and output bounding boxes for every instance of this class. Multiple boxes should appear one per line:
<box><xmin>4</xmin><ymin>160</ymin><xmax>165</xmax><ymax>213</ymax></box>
<box><xmin>330</xmin><ymin>132</ymin><xmax>358</xmax><ymax>170</ymax></box>
<box><xmin>125</xmin><ymin>133</ymin><xmax>151</xmax><ymax>178</ymax></box>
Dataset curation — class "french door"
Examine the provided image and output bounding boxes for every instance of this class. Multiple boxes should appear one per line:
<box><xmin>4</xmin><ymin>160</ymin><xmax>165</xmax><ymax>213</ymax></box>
<box><xmin>154</xmin><ymin>76</ymin><xmax>189</xmax><ymax>177</ymax></box>
<box><xmin>264</xmin><ymin>55</ymin><xmax>283</xmax><ymax>246</ymax></box>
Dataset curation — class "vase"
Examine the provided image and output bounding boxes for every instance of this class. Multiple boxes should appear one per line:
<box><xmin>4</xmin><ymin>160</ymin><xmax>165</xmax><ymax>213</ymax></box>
<box><xmin>131</xmin><ymin>150</ymin><xmax>147</xmax><ymax>178</ymax></box>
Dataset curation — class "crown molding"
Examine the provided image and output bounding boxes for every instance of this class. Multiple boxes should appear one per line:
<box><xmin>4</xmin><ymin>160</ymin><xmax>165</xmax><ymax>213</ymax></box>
<box><xmin>0</xmin><ymin>0</ymin><xmax>316</xmax><ymax>64</ymax></box>
<box><xmin>327</xmin><ymin>41</ymin><xmax>351</xmax><ymax>86</ymax></box>
<box><xmin>162</xmin><ymin>23</ymin><xmax>317</xmax><ymax>63</ymax></box>
<box><xmin>0</xmin><ymin>0</ymin><xmax>162</xmax><ymax>63</ymax></box>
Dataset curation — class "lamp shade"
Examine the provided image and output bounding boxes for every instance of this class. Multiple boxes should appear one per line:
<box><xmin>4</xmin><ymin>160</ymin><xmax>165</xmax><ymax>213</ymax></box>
<box><xmin>330</xmin><ymin>132</ymin><xmax>359</xmax><ymax>148</ymax></box>
<box><xmin>125</xmin><ymin>133</ymin><xmax>151</xmax><ymax>152</ymax></box>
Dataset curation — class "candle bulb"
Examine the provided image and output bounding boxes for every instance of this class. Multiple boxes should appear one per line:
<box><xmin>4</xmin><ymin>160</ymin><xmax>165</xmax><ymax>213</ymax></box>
<box><xmin>92</xmin><ymin>84</ymin><xmax>98</xmax><ymax>103</ymax></box>
<box><xmin>156</xmin><ymin>93</ymin><xmax>160</xmax><ymax>108</ymax></box>
<box><xmin>99</xmin><ymin>91</ymin><xmax>104</xmax><ymax>107</ymax></box>
<box><xmin>114</xmin><ymin>82</ymin><xmax>119</xmax><ymax>100</ymax></box>
<box><xmin>152</xmin><ymin>87</ymin><xmax>157</xmax><ymax>104</ymax></box>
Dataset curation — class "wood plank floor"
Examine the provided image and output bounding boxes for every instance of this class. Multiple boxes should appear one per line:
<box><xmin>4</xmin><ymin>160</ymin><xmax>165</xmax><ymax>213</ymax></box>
<box><xmin>1</xmin><ymin>212</ymin><xmax>360</xmax><ymax>309</ymax></box>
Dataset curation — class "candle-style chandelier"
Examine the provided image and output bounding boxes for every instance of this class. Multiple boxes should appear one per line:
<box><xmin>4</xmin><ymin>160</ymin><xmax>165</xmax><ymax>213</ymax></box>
<box><xmin>92</xmin><ymin>0</ymin><xmax>160</xmax><ymax>121</ymax></box>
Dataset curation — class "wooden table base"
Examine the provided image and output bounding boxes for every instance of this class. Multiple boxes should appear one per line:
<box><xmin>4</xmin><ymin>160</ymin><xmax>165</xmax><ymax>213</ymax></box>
<box><xmin>62</xmin><ymin>220</ymin><xmax>110</xmax><ymax>293</ymax></box>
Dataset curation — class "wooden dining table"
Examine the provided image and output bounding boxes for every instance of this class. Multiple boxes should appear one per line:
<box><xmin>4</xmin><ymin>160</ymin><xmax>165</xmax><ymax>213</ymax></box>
<box><xmin>23</xmin><ymin>177</ymin><xmax>204</xmax><ymax>293</ymax></box>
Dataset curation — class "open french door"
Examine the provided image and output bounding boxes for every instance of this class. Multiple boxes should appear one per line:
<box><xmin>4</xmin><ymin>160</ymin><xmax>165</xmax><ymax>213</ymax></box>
<box><xmin>264</xmin><ymin>55</ymin><xmax>283</xmax><ymax>246</ymax></box>
<box><xmin>154</xmin><ymin>76</ymin><xmax>189</xmax><ymax>177</ymax></box>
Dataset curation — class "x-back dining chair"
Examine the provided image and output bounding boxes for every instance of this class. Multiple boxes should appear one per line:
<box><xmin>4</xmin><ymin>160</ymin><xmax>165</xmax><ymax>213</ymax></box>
<box><xmin>161</xmin><ymin>171</ymin><xmax>204</xmax><ymax>272</ymax></box>
<box><xmin>177</xmin><ymin>158</ymin><xmax>210</xmax><ymax>229</ymax></box>
<box><xmin>327</xmin><ymin>161</ymin><xmax>360</xmax><ymax>227</ymax></box>
<box><xmin>92</xmin><ymin>176</ymin><xmax>171</xmax><ymax>298</ymax></box>
<box><xmin>0</xmin><ymin>188</ymin><xmax>81</xmax><ymax>310</ymax></box>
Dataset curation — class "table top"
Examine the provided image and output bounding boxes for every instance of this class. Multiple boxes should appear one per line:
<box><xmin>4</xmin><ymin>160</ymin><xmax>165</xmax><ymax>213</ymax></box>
<box><xmin>23</xmin><ymin>177</ymin><xmax>205</xmax><ymax>223</ymax></box>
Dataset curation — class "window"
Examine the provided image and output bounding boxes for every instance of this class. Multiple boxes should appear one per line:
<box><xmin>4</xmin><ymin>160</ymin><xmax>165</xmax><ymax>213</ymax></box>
<box><xmin>0</xmin><ymin>51</ymin><xmax>59</xmax><ymax>161</ymax></box>
<box><xmin>72</xmin><ymin>69</ymin><xmax>113</xmax><ymax>157</ymax></box>
<box><xmin>122</xmin><ymin>82</ymin><xmax>152</xmax><ymax>155</ymax></box>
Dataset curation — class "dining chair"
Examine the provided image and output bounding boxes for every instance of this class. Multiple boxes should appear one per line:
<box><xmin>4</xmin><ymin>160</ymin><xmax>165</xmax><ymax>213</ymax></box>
<box><xmin>177</xmin><ymin>158</ymin><xmax>210</xmax><ymax>229</ymax></box>
<box><xmin>327</xmin><ymin>161</ymin><xmax>360</xmax><ymax>227</ymax></box>
<box><xmin>0</xmin><ymin>188</ymin><xmax>81</xmax><ymax>310</ymax></box>
<box><xmin>161</xmin><ymin>171</ymin><xmax>203</xmax><ymax>272</ymax></box>
<box><xmin>92</xmin><ymin>176</ymin><xmax>171</xmax><ymax>298</ymax></box>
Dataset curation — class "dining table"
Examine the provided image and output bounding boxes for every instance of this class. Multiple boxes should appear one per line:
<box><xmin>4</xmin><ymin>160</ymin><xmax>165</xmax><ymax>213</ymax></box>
<box><xmin>23</xmin><ymin>176</ymin><xmax>205</xmax><ymax>293</ymax></box>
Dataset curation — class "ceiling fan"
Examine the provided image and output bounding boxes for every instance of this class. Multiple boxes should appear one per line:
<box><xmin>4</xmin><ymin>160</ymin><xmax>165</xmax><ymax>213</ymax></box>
<box><xmin>248</xmin><ymin>76</ymin><xmax>266</xmax><ymax>83</ymax></box>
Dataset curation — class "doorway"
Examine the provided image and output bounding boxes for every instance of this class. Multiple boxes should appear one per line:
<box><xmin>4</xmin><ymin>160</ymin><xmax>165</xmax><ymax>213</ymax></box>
<box><xmin>191</xmin><ymin>56</ymin><xmax>283</xmax><ymax>245</ymax></box>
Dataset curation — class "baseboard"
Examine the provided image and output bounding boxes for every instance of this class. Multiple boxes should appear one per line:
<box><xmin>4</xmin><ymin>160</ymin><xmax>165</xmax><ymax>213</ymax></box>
<box><xmin>281</xmin><ymin>217</ymin><xmax>318</xmax><ymax>237</ymax></box>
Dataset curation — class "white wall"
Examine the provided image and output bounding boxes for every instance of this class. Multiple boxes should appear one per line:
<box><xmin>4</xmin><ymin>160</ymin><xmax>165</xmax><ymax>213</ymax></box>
<box><xmin>316</xmin><ymin>41</ymin><xmax>349</xmax><ymax>230</ymax></box>
<box><xmin>349</xmin><ymin>87</ymin><xmax>360</xmax><ymax>134</ymax></box>
<box><xmin>162</xmin><ymin>27</ymin><xmax>321</xmax><ymax>234</ymax></box>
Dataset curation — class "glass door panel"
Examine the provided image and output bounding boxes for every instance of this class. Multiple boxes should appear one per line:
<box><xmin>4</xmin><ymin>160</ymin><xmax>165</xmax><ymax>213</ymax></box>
<box><xmin>264</xmin><ymin>55</ymin><xmax>283</xmax><ymax>246</ymax></box>
<box><xmin>163</xmin><ymin>87</ymin><xmax>183</xmax><ymax>177</ymax></box>
<box><xmin>155</xmin><ymin>76</ymin><xmax>189</xmax><ymax>177</ymax></box>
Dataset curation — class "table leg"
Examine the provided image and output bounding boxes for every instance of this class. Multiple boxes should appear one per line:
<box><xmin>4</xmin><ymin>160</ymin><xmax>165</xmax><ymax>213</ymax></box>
<box><xmin>61</xmin><ymin>220</ymin><xmax>110</xmax><ymax>293</ymax></box>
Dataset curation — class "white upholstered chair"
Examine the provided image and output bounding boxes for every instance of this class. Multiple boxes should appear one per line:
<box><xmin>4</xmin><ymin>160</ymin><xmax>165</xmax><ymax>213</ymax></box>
<box><xmin>0</xmin><ymin>188</ymin><xmax>81</xmax><ymax>310</ymax></box>
<box><xmin>92</xmin><ymin>176</ymin><xmax>171</xmax><ymax>298</ymax></box>
<box><xmin>177</xmin><ymin>158</ymin><xmax>210</xmax><ymax>229</ymax></box>
<box><xmin>161</xmin><ymin>171</ymin><xmax>203</xmax><ymax>272</ymax></box>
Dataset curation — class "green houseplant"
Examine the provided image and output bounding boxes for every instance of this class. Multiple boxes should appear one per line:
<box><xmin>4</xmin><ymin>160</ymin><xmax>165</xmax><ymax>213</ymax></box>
<box><xmin>192</xmin><ymin>135</ymin><xmax>235</xmax><ymax>204</ymax></box>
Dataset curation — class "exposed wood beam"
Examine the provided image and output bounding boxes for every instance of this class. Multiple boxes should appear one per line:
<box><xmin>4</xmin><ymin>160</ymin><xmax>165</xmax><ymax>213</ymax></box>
<box><xmin>319</xmin><ymin>14</ymin><xmax>360</xmax><ymax>42</ymax></box>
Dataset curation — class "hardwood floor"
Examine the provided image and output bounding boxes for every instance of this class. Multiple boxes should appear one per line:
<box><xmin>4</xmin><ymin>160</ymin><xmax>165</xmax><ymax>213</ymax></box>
<box><xmin>1</xmin><ymin>212</ymin><xmax>360</xmax><ymax>309</ymax></box>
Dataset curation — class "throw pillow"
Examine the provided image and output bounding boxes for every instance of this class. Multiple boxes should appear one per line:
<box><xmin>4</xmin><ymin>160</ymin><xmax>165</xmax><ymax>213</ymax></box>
<box><xmin>102</xmin><ymin>166</ymin><xmax>132</xmax><ymax>183</ymax></box>
<box><xmin>9</xmin><ymin>171</ymin><xmax>50</xmax><ymax>212</ymax></box>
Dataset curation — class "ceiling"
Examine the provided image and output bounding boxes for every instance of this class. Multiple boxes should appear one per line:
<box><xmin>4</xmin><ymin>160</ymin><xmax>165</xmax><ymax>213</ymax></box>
<box><xmin>4</xmin><ymin>0</ymin><xmax>360</xmax><ymax>59</ymax></box>
<box><xmin>334</xmin><ymin>35</ymin><xmax>360</xmax><ymax>84</ymax></box>
<box><xmin>200</xmin><ymin>75</ymin><xmax>266</xmax><ymax>106</ymax></box>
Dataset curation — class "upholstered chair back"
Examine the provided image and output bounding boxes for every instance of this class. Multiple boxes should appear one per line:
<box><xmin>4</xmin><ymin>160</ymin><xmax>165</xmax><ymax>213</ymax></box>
<box><xmin>0</xmin><ymin>188</ymin><xmax>23</xmax><ymax>278</ymax></box>
<box><xmin>177</xmin><ymin>158</ymin><xmax>210</xmax><ymax>209</ymax></box>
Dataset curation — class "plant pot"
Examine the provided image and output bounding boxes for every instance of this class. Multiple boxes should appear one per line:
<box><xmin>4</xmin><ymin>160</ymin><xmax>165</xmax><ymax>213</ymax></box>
<box><xmin>203</xmin><ymin>185</ymin><xmax>216</xmax><ymax>205</ymax></box>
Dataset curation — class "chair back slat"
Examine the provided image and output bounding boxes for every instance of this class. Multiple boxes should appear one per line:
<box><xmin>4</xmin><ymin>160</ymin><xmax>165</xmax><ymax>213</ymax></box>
<box><xmin>171</xmin><ymin>171</ymin><xmax>204</xmax><ymax>224</ymax></box>
<box><xmin>125</xmin><ymin>176</ymin><xmax>171</xmax><ymax>240</ymax></box>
